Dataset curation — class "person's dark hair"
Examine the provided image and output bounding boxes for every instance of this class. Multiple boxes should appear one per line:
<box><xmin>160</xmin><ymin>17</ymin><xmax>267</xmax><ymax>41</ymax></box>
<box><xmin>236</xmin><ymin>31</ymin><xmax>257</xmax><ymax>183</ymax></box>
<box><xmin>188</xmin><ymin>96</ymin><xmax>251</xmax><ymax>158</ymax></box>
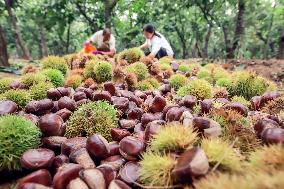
<box><xmin>103</xmin><ymin>28</ymin><xmax>111</xmax><ymax>35</ymax></box>
<box><xmin>143</xmin><ymin>24</ymin><xmax>161</xmax><ymax>38</ymax></box>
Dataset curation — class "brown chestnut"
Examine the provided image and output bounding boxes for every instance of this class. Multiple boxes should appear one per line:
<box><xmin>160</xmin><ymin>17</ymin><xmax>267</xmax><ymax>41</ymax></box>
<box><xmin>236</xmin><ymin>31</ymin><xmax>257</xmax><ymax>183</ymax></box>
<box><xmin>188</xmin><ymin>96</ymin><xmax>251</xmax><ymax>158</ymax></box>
<box><xmin>56</xmin><ymin>108</ymin><xmax>72</xmax><ymax>121</ymax></box>
<box><xmin>21</xmin><ymin>148</ymin><xmax>55</xmax><ymax>170</ymax></box>
<box><xmin>101</xmin><ymin>155</ymin><xmax>126</xmax><ymax>171</ymax></box>
<box><xmin>87</xmin><ymin>134</ymin><xmax>110</xmax><ymax>159</ymax></box>
<box><xmin>0</xmin><ymin>100</ymin><xmax>17</xmax><ymax>115</ymax></box>
<box><xmin>47</xmin><ymin>88</ymin><xmax>62</xmax><ymax>101</ymax></box>
<box><xmin>61</xmin><ymin>137</ymin><xmax>87</xmax><ymax>156</ymax></box>
<box><xmin>109</xmin><ymin>141</ymin><xmax>120</xmax><ymax>156</ymax></box>
<box><xmin>118</xmin><ymin>161</ymin><xmax>141</xmax><ymax>185</ymax></box>
<box><xmin>149</xmin><ymin>95</ymin><xmax>166</xmax><ymax>113</ymax></box>
<box><xmin>69</xmin><ymin>148</ymin><xmax>96</xmax><ymax>169</ymax></box>
<box><xmin>254</xmin><ymin>118</ymin><xmax>279</xmax><ymax>137</ymax></box>
<box><xmin>58</xmin><ymin>96</ymin><xmax>76</xmax><ymax>111</ymax></box>
<box><xmin>223</xmin><ymin>102</ymin><xmax>248</xmax><ymax>116</ymax></box>
<box><xmin>108</xmin><ymin>180</ymin><xmax>131</xmax><ymax>189</ymax></box>
<box><xmin>261</xmin><ymin>128</ymin><xmax>284</xmax><ymax>144</ymax></box>
<box><xmin>17</xmin><ymin>169</ymin><xmax>52</xmax><ymax>188</ymax></box>
<box><xmin>17</xmin><ymin>183</ymin><xmax>52</xmax><ymax>189</ymax></box>
<box><xmin>112</xmin><ymin>97</ymin><xmax>129</xmax><ymax>111</ymax></box>
<box><xmin>97</xmin><ymin>164</ymin><xmax>117</xmax><ymax>187</ymax></box>
<box><xmin>67</xmin><ymin>178</ymin><xmax>89</xmax><ymax>189</ymax></box>
<box><xmin>250</xmin><ymin>96</ymin><xmax>262</xmax><ymax>110</ymax></box>
<box><xmin>179</xmin><ymin>95</ymin><xmax>197</xmax><ymax>109</ymax></box>
<box><xmin>92</xmin><ymin>91</ymin><xmax>112</xmax><ymax>102</ymax></box>
<box><xmin>53</xmin><ymin>163</ymin><xmax>83</xmax><ymax>189</ymax></box>
<box><xmin>79</xmin><ymin>168</ymin><xmax>106</xmax><ymax>189</ymax></box>
<box><xmin>104</xmin><ymin>82</ymin><xmax>117</xmax><ymax>96</ymax></box>
<box><xmin>73</xmin><ymin>91</ymin><xmax>87</xmax><ymax>101</ymax></box>
<box><xmin>42</xmin><ymin>136</ymin><xmax>67</xmax><ymax>151</ymax></box>
<box><xmin>38</xmin><ymin>114</ymin><xmax>65</xmax><ymax>136</ymax></box>
<box><xmin>127</xmin><ymin>108</ymin><xmax>143</xmax><ymax>120</ymax></box>
<box><xmin>119</xmin><ymin>119</ymin><xmax>137</xmax><ymax>130</ymax></box>
<box><xmin>52</xmin><ymin>154</ymin><xmax>69</xmax><ymax>171</ymax></box>
<box><xmin>119</xmin><ymin>136</ymin><xmax>144</xmax><ymax>161</ymax></box>
<box><xmin>200</xmin><ymin>99</ymin><xmax>213</xmax><ymax>114</ymax></box>
<box><xmin>111</xmin><ymin>128</ymin><xmax>131</xmax><ymax>142</ymax></box>
<box><xmin>166</xmin><ymin>107</ymin><xmax>184</xmax><ymax>122</ymax></box>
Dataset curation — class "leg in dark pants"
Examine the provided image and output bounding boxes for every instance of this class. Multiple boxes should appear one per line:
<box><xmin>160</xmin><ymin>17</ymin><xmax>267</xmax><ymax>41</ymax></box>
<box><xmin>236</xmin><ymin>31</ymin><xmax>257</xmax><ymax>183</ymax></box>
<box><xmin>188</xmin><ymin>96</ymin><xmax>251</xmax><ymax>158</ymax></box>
<box><xmin>144</xmin><ymin>48</ymin><xmax>169</xmax><ymax>59</ymax></box>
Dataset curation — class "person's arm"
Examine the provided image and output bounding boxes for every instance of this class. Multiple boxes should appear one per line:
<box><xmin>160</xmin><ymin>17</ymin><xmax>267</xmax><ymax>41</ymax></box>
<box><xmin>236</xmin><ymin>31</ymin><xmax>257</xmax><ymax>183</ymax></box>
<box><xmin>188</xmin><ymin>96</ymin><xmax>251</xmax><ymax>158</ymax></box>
<box><xmin>85</xmin><ymin>31</ymin><xmax>99</xmax><ymax>44</ymax></box>
<box><xmin>139</xmin><ymin>41</ymin><xmax>148</xmax><ymax>49</ymax></box>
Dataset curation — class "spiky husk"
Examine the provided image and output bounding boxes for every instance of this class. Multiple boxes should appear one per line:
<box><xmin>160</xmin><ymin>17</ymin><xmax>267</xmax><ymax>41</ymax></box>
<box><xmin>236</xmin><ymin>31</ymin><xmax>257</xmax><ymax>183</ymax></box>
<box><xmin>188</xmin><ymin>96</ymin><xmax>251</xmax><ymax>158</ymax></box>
<box><xmin>150</xmin><ymin>123</ymin><xmax>198</xmax><ymax>153</ymax></box>
<box><xmin>41</xmin><ymin>55</ymin><xmax>68</xmax><ymax>75</ymax></box>
<box><xmin>261</xmin><ymin>96</ymin><xmax>284</xmax><ymax>115</ymax></box>
<box><xmin>65</xmin><ymin>101</ymin><xmax>118</xmax><ymax>141</ymax></box>
<box><xmin>0</xmin><ymin>78</ymin><xmax>14</xmax><ymax>94</ymax></box>
<box><xmin>139</xmin><ymin>152</ymin><xmax>175</xmax><ymax>187</ymax></box>
<box><xmin>248</xmin><ymin>144</ymin><xmax>284</xmax><ymax>172</ymax></box>
<box><xmin>117</xmin><ymin>47</ymin><xmax>144</xmax><ymax>64</ymax></box>
<box><xmin>176</xmin><ymin>79</ymin><xmax>213</xmax><ymax>100</ymax></box>
<box><xmin>216</xmin><ymin>78</ymin><xmax>233</xmax><ymax>89</ymax></box>
<box><xmin>21</xmin><ymin>64</ymin><xmax>38</xmax><ymax>74</ymax></box>
<box><xmin>70</xmin><ymin>68</ymin><xmax>84</xmax><ymax>76</ymax></box>
<box><xmin>137</xmin><ymin>80</ymin><xmax>154</xmax><ymax>91</ymax></box>
<box><xmin>41</xmin><ymin>69</ymin><xmax>64</xmax><ymax>87</ymax></box>
<box><xmin>197</xmin><ymin>69</ymin><xmax>212</xmax><ymax>83</ymax></box>
<box><xmin>0</xmin><ymin>115</ymin><xmax>41</xmax><ymax>171</ymax></box>
<box><xmin>144</xmin><ymin>77</ymin><xmax>160</xmax><ymax>89</ymax></box>
<box><xmin>83</xmin><ymin>78</ymin><xmax>95</xmax><ymax>87</ymax></box>
<box><xmin>21</xmin><ymin>73</ymin><xmax>48</xmax><ymax>88</ymax></box>
<box><xmin>125</xmin><ymin>62</ymin><xmax>148</xmax><ymax>81</ymax></box>
<box><xmin>65</xmin><ymin>75</ymin><xmax>82</xmax><ymax>89</ymax></box>
<box><xmin>200</xmin><ymin>138</ymin><xmax>243</xmax><ymax>172</ymax></box>
<box><xmin>213</xmin><ymin>87</ymin><xmax>229</xmax><ymax>99</ymax></box>
<box><xmin>158</xmin><ymin>56</ymin><xmax>172</xmax><ymax>65</ymax></box>
<box><xmin>179</xmin><ymin>64</ymin><xmax>190</xmax><ymax>73</ymax></box>
<box><xmin>94</xmin><ymin>61</ymin><xmax>113</xmax><ymax>83</ymax></box>
<box><xmin>194</xmin><ymin>170</ymin><xmax>284</xmax><ymax>189</ymax></box>
<box><xmin>231</xmin><ymin>96</ymin><xmax>251</xmax><ymax>107</ymax></box>
<box><xmin>0</xmin><ymin>89</ymin><xmax>32</xmax><ymax>109</ymax></box>
<box><xmin>84</xmin><ymin>59</ymin><xmax>98</xmax><ymax>79</ymax></box>
<box><xmin>29</xmin><ymin>81</ymin><xmax>54</xmax><ymax>100</ymax></box>
<box><xmin>125</xmin><ymin>73</ymin><xmax>138</xmax><ymax>90</ymax></box>
<box><xmin>169</xmin><ymin>74</ymin><xmax>188</xmax><ymax>91</ymax></box>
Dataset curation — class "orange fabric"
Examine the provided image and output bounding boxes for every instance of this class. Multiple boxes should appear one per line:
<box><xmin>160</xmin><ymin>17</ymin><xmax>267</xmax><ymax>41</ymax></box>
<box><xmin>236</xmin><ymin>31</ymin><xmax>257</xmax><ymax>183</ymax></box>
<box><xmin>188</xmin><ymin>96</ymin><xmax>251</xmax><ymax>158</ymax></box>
<box><xmin>84</xmin><ymin>43</ymin><xmax>97</xmax><ymax>53</ymax></box>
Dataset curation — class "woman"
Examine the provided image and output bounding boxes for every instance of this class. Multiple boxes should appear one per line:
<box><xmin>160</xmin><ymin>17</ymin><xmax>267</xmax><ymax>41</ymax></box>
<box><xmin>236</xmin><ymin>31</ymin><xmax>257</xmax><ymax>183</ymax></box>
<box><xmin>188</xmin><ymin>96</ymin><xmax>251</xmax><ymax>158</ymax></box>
<box><xmin>139</xmin><ymin>24</ymin><xmax>174</xmax><ymax>59</ymax></box>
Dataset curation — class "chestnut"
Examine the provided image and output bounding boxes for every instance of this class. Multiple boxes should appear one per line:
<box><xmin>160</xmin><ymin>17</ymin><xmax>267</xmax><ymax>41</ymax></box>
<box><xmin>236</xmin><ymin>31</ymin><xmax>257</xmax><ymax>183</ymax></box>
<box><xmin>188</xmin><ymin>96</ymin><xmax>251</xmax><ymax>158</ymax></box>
<box><xmin>37</xmin><ymin>99</ymin><xmax>54</xmax><ymax>112</ymax></box>
<box><xmin>172</xmin><ymin>147</ymin><xmax>209</xmax><ymax>183</ymax></box>
<box><xmin>108</xmin><ymin>180</ymin><xmax>131</xmax><ymax>189</ymax></box>
<box><xmin>58</xmin><ymin>96</ymin><xmax>76</xmax><ymax>111</ymax></box>
<box><xmin>21</xmin><ymin>148</ymin><xmax>55</xmax><ymax>170</ymax></box>
<box><xmin>17</xmin><ymin>169</ymin><xmax>52</xmax><ymax>188</ymax></box>
<box><xmin>149</xmin><ymin>95</ymin><xmax>166</xmax><ymax>113</ymax></box>
<box><xmin>144</xmin><ymin>121</ymin><xmax>163</xmax><ymax>144</ymax></box>
<box><xmin>17</xmin><ymin>183</ymin><xmax>52</xmax><ymax>189</ymax></box>
<box><xmin>109</xmin><ymin>141</ymin><xmax>120</xmax><ymax>156</ymax></box>
<box><xmin>192</xmin><ymin>117</ymin><xmax>210</xmax><ymax>132</ymax></box>
<box><xmin>23</xmin><ymin>114</ymin><xmax>39</xmax><ymax>125</ymax></box>
<box><xmin>104</xmin><ymin>82</ymin><xmax>117</xmax><ymax>96</ymax></box>
<box><xmin>67</xmin><ymin>178</ymin><xmax>89</xmax><ymax>189</ymax></box>
<box><xmin>53</xmin><ymin>163</ymin><xmax>83</xmax><ymax>189</ymax></box>
<box><xmin>97</xmin><ymin>164</ymin><xmax>117</xmax><ymax>187</ymax></box>
<box><xmin>56</xmin><ymin>108</ymin><xmax>72</xmax><ymax>121</ymax></box>
<box><xmin>200</xmin><ymin>99</ymin><xmax>213</xmax><ymax>114</ymax></box>
<box><xmin>261</xmin><ymin>91</ymin><xmax>280</xmax><ymax>106</ymax></box>
<box><xmin>159</xmin><ymin>84</ymin><xmax>171</xmax><ymax>94</ymax></box>
<box><xmin>118</xmin><ymin>161</ymin><xmax>141</xmax><ymax>185</ymax></box>
<box><xmin>119</xmin><ymin>119</ymin><xmax>137</xmax><ymax>130</ymax></box>
<box><xmin>57</xmin><ymin>87</ymin><xmax>70</xmax><ymax>97</ymax></box>
<box><xmin>73</xmin><ymin>91</ymin><xmax>87</xmax><ymax>101</ymax></box>
<box><xmin>254</xmin><ymin>118</ymin><xmax>279</xmax><ymax>137</ymax></box>
<box><xmin>69</xmin><ymin>148</ymin><xmax>95</xmax><ymax>169</ymax></box>
<box><xmin>0</xmin><ymin>100</ymin><xmax>17</xmax><ymax>115</ymax></box>
<box><xmin>101</xmin><ymin>155</ymin><xmax>126</xmax><ymax>171</ymax></box>
<box><xmin>47</xmin><ymin>88</ymin><xmax>62</xmax><ymax>101</ymax></box>
<box><xmin>79</xmin><ymin>168</ymin><xmax>106</xmax><ymax>189</ymax></box>
<box><xmin>76</xmin><ymin>99</ymin><xmax>89</xmax><ymax>107</ymax></box>
<box><xmin>182</xmin><ymin>111</ymin><xmax>194</xmax><ymax>127</ymax></box>
<box><xmin>162</xmin><ymin>104</ymin><xmax>179</xmax><ymax>119</ymax></box>
<box><xmin>86</xmin><ymin>134</ymin><xmax>110</xmax><ymax>159</ymax></box>
<box><xmin>111</xmin><ymin>128</ymin><xmax>131</xmax><ymax>142</ymax></box>
<box><xmin>52</xmin><ymin>154</ymin><xmax>69</xmax><ymax>171</ymax></box>
<box><xmin>25</xmin><ymin>101</ymin><xmax>39</xmax><ymax>114</ymax></box>
<box><xmin>127</xmin><ymin>108</ymin><xmax>143</xmax><ymax>120</ymax></box>
<box><xmin>38</xmin><ymin>114</ymin><xmax>65</xmax><ymax>136</ymax></box>
<box><xmin>223</xmin><ymin>102</ymin><xmax>248</xmax><ymax>116</ymax></box>
<box><xmin>112</xmin><ymin>97</ymin><xmax>129</xmax><ymax>111</ymax></box>
<box><xmin>179</xmin><ymin>95</ymin><xmax>197</xmax><ymax>109</ymax></box>
<box><xmin>250</xmin><ymin>96</ymin><xmax>262</xmax><ymax>110</ymax></box>
<box><xmin>141</xmin><ymin>113</ymin><xmax>161</xmax><ymax>126</ymax></box>
<box><xmin>134</xmin><ymin>90</ymin><xmax>147</xmax><ymax>100</ymax></box>
<box><xmin>171</xmin><ymin>61</ymin><xmax>179</xmax><ymax>71</ymax></box>
<box><xmin>9</xmin><ymin>81</ymin><xmax>25</xmax><ymax>89</ymax></box>
<box><xmin>166</xmin><ymin>107</ymin><xmax>184</xmax><ymax>122</ymax></box>
<box><xmin>92</xmin><ymin>91</ymin><xmax>112</xmax><ymax>102</ymax></box>
<box><xmin>261</xmin><ymin>128</ymin><xmax>284</xmax><ymax>144</ymax></box>
<box><xmin>42</xmin><ymin>136</ymin><xmax>67</xmax><ymax>151</ymax></box>
<box><xmin>119</xmin><ymin>136</ymin><xmax>144</xmax><ymax>161</ymax></box>
<box><xmin>61</xmin><ymin>137</ymin><xmax>87</xmax><ymax>156</ymax></box>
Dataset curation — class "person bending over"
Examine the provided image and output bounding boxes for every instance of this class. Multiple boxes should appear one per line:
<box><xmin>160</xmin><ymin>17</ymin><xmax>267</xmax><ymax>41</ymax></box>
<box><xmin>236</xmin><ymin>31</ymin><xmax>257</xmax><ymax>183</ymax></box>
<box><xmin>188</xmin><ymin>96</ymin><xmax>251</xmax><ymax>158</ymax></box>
<box><xmin>85</xmin><ymin>28</ymin><xmax>116</xmax><ymax>56</ymax></box>
<box><xmin>139</xmin><ymin>24</ymin><xmax>174</xmax><ymax>60</ymax></box>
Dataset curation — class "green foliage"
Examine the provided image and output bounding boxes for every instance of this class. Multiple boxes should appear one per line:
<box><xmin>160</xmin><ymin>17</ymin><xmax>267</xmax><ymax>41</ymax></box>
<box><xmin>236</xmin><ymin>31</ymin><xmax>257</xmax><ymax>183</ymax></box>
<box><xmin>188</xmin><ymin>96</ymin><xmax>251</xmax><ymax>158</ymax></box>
<box><xmin>125</xmin><ymin>62</ymin><xmax>148</xmax><ymax>81</ymax></box>
<box><xmin>84</xmin><ymin>59</ymin><xmax>98</xmax><ymax>79</ymax></box>
<box><xmin>94</xmin><ymin>61</ymin><xmax>113</xmax><ymax>83</ymax></box>
<box><xmin>179</xmin><ymin>63</ymin><xmax>190</xmax><ymax>73</ymax></box>
<box><xmin>65</xmin><ymin>101</ymin><xmax>118</xmax><ymax>141</ymax></box>
<box><xmin>231</xmin><ymin>96</ymin><xmax>250</xmax><ymax>107</ymax></box>
<box><xmin>197</xmin><ymin>69</ymin><xmax>212</xmax><ymax>82</ymax></box>
<box><xmin>41</xmin><ymin>56</ymin><xmax>68</xmax><ymax>75</ymax></box>
<box><xmin>137</xmin><ymin>80</ymin><xmax>154</xmax><ymax>91</ymax></box>
<box><xmin>216</xmin><ymin>78</ymin><xmax>233</xmax><ymax>88</ymax></box>
<box><xmin>177</xmin><ymin>79</ymin><xmax>213</xmax><ymax>100</ymax></box>
<box><xmin>0</xmin><ymin>90</ymin><xmax>32</xmax><ymax>109</ymax></box>
<box><xmin>21</xmin><ymin>73</ymin><xmax>47</xmax><ymax>88</ymax></box>
<box><xmin>29</xmin><ymin>82</ymin><xmax>54</xmax><ymax>100</ymax></box>
<box><xmin>117</xmin><ymin>47</ymin><xmax>144</xmax><ymax>64</ymax></box>
<box><xmin>140</xmin><ymin>152</ymin><xmax>174</xmax><ymax>187</ymax></box>
<box><xmin>149</xmin><ymin>123</ymin><xmax>198</xmax><ymax>153</ymax></box>
<box><xmin>0</xmin><ymin>78</ymin><xmax>13</xmax><ymax>94</ymax></box>
<box><xmin>168</xmin><ymin>74</ymin><xmax>188</xmax><ymax>91</ymax></box>
<box><xmin>145</xmin><ymin>77</ymin><xmax>160</xmax><ymax>89</ymax></box>
<box><xmin>0</xmin><ymin>115</ymin><xmax>41</xmax><ymax>171</ymax></box>
<box><xmin>159</xmin><ymin>63</ymin><xmax>172</xmax><ymax>71</ymax></box>
<box><xmin>158</xmin><ymin>57</ymin><xmax>172</xmax><ymax>65</ymax></box>
<box><xmin>41</xmin><ymin>69</ymin><xmax>64</xmax><ymax>87</ymax></box>
<box><xmin>201</xmin><ymin>138</ymin><xmax>243</xmax><ymax>172</ymax></box>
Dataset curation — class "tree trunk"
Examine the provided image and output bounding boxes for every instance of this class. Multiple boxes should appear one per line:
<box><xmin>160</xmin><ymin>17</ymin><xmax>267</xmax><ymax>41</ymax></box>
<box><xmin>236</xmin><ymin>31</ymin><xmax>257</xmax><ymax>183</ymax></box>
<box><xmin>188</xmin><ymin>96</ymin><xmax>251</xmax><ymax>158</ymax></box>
<box><xmin>203</xmin><ymin>24</ymin><xmax>212</xmax><ymax>58</ymax></box>
<box><xmin>263</xmin><ymin>4</ymin><xmax>276</xmax><ymax>59</ymax></box>
<box><xmin>222</xmin><ymin>26</ymin><xmax>231</xmax><ymax>59</ymax></box>
<box><xmin>39</xmin><ymin>26</ymin><xmax>48</xmax><ymax>58</ymax></box>
<box><xmin>66</xmin><ymin>23</ymin><xmax>71</xmax><ymax>54</ymax></box>
<box><xmin>174</xmin><ymin>25</ymin><xmax>188</xmax><ymax>59</ymax></box>
<box><xmin>4</xmin><ymin>0</ymin><xmax>31</xmax><ymax>60</ymax></box>
<box><xmin>227</xmin><ymin>0</ymin><xmax>245</xmax><ymax>59</ymax></box>
<box><xmin>104</xmin><ymin>0</ymin><xmax>119</xmax><ymax>28</ymax></box>
<box><xmin>0</xmin><ymin>26</ymin><xmax>9</xmax><ymax>67</ymax></box>
<box><xmin>278</xmin><ymin>29</ymin><xmax>284</xmax><ymax>59</ymax></box>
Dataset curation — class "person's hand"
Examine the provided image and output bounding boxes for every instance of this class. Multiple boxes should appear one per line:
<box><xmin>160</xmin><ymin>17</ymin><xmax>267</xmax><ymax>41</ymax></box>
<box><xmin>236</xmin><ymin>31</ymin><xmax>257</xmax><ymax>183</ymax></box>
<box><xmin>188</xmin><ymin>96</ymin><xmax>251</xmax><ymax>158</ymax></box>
<box><xmin>83</xmin><ymin>41</ymin><xmax>90</xmax><ymax>47</ymax></box>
